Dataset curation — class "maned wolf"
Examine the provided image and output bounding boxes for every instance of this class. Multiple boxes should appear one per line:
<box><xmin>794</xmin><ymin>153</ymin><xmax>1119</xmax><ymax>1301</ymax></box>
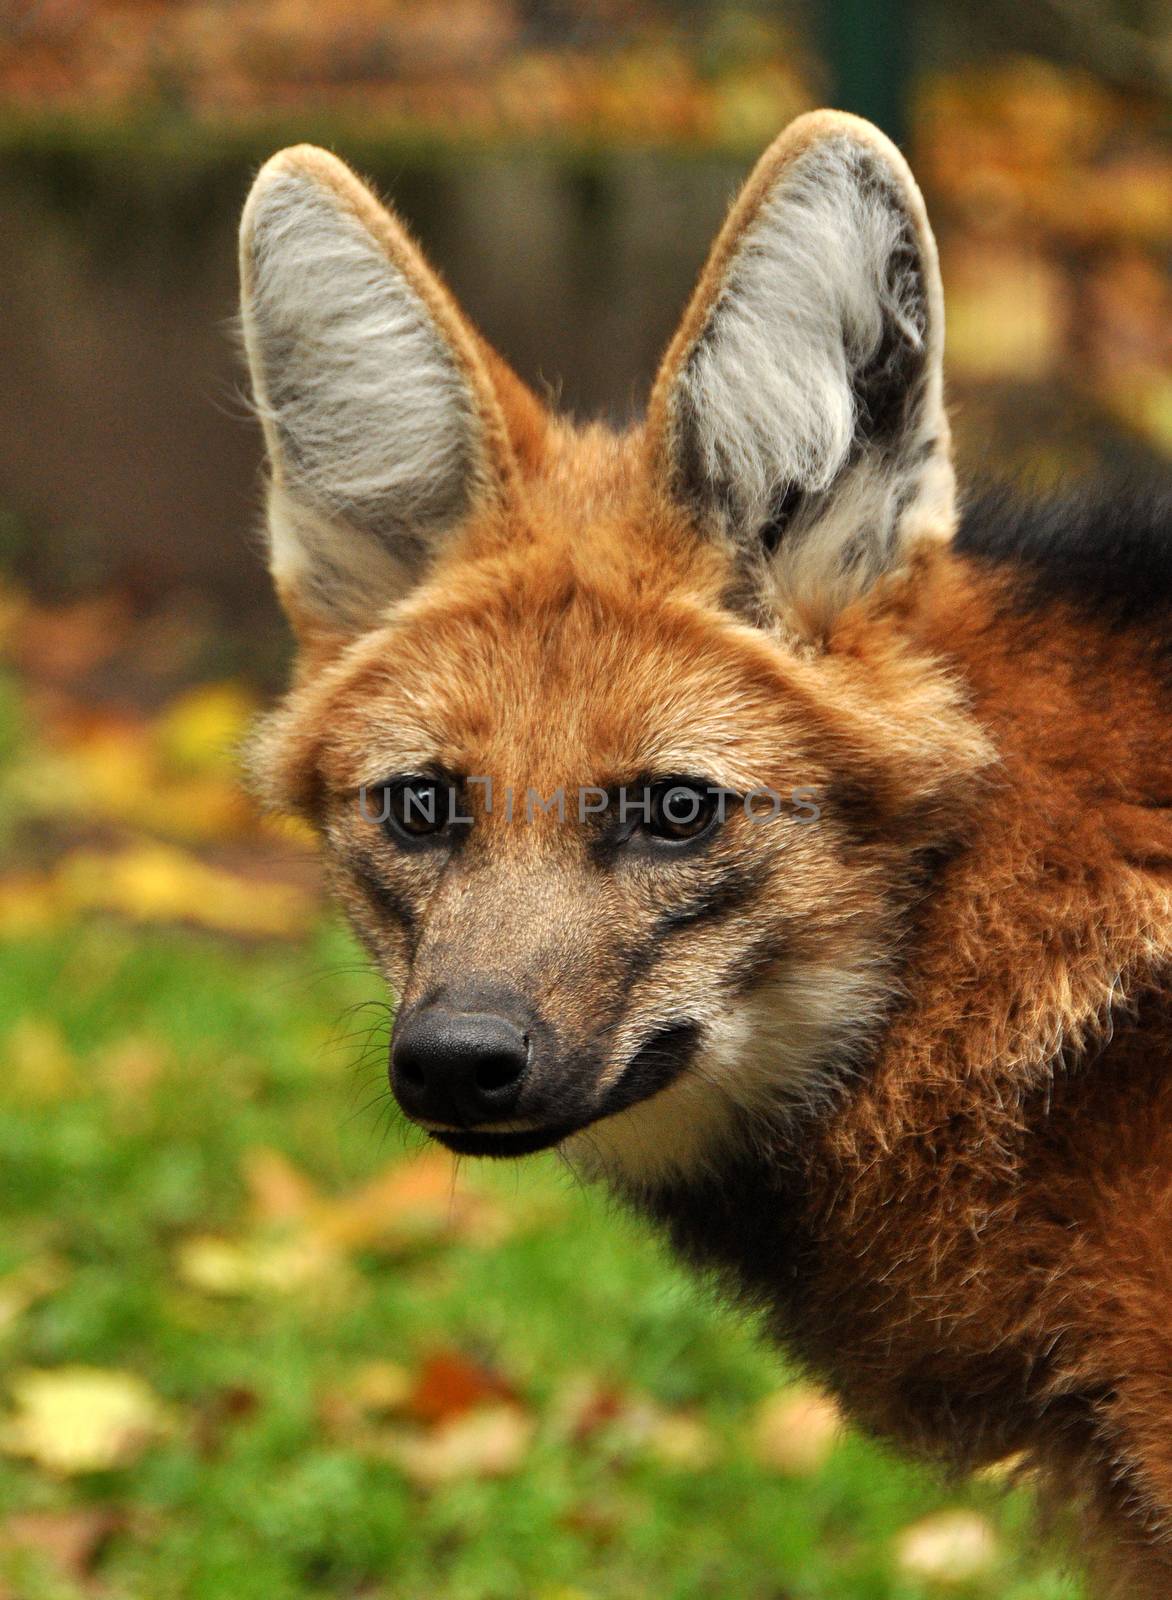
<box><xmin>239</xmin><ymin>113</ymin><xmax>1172</xmax><ymax>1593</ymax></box>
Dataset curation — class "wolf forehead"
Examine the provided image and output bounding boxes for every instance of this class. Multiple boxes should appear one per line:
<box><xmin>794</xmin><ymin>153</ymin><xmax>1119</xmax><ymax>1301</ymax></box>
<box><xmin>240</xmin><ymin>112</ymin><xmax>985</xmax><ymax>840</ymax></box>
<box><xmin>254</xmin><ymin>538</ymin><xmax>834</xmax><ymax>810</ymax></box>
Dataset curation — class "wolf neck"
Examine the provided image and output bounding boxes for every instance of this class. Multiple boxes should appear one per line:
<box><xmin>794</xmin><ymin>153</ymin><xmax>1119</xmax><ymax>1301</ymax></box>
<box><xmin>616</xmin><ymin>542</ymin><xmax>1172</xmax><ymax>1446</ymax></box>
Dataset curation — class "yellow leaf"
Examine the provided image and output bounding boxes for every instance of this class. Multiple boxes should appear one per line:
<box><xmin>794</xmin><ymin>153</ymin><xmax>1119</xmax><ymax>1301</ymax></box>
<box><xmin>0</xmin><ymin>874</ymin><xmax>65</xmax><ymax>937</ymax></box>
<box><xmin>0</xmin><ymin>1367</ymin><xmax>175</xmax><ymax>1475</ymax></box>
<box><xmin>178</xmin><ymin>1146</ymin><xmax>513</xmax><ymax>1303</ymax></box>
<box><xmin>381</xmin><ymin>1403</ymin><xmax>533</xmax><ymax>1485</ymax></box>
<box><xmin>136</xmin><ymin>776</ymin><xmax>255</xmax><ymax>844</ymax></box>
<box><xmin>894</xmin><ymin>1509</ymin><xmax>1000</xmax><ymax>1585</ymax></box>
<box><xmin>647</xmin><ymin>1411</ymin><xmax>716</xmax><ymax>1470</ymax></box>
<box><xmin>249</xmin><ymin>1146</ymin><xmax>510</xmax><ymax>1258</ymax></box>
<box><xmin>16</xmin><ymin>718</ymin><xmax>257</xmax><ymax>844</ymax></box>
<box><xmin>57</xmin><ymin>843</ymin><xmax>314</xmax><ymax>938</ymax></box>
<box><xmin>0</xmin><ymin>1257</ymin><xmax>68</xmax><ymax>1334</ymax></box>
<box><xmin>319</xmin><ymin>1360</ymin><xmax>414</xmax><ymax>1437</ymax></box>
<box><xmin>346</xmin><ymin>1360</ymin><xmax>413</xmax><ymax>1416</ymax></box>
<box><xmin>3</xmin><ymin>1019</ymin><xmax>79</xmax><ymax>1102</ymax></box>
<box><xmin>174</xmin><ymin>1234</ymin><xmax>337</xmax><ymax>1297</ymax></box>
<box><xmin>153</xmin><ymin>682</ymin><xmax>257</xmax><ymax>774</ymax></box>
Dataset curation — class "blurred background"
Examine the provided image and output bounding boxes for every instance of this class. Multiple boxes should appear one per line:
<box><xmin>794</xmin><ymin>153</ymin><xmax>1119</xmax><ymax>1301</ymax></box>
<box><xmin>0</xmin><ymin>4</ymin><xmax>1167</xmax><ymax>1597</ymax></box>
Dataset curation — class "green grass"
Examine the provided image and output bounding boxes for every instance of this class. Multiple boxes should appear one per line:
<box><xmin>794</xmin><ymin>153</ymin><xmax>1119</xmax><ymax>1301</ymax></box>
<box><xmin>0</xmin><ymin>919</ymin><xmax>1083</xmax><ymax>1600</ymax></box>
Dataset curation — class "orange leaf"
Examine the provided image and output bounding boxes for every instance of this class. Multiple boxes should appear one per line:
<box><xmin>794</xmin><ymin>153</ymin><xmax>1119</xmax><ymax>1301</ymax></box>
<box><xmin>244</xmin><ymin>1146</ymin><xmax>321</xmax><ymax>1227</ymax></box>
<box><xmin>408</xmin><ymin>1351</ymin><xmax>516</xmax><ymax>1426</ymax></box>
<box><xmin>312</xmin><ymin>1147</ymin><xmax>508</xmax><ymax>1254</ymax></box>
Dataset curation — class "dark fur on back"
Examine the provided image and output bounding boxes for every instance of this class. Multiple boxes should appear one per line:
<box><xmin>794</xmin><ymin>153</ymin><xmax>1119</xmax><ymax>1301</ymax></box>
<box><xmin>956</xmin><ymin>480</ymin><xmax>1172</xmax><ymax>636</ymax></box>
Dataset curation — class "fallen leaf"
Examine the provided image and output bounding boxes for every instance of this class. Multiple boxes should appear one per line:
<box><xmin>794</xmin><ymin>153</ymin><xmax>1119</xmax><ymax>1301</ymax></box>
<box><xmin>3</xmin><ymin>1018</ymin><xmax>80</xmax><ymax>1102</ymax></box>
<box><xmin>177</xmin><ymin>1147</ymin><xmax>513</xmax><ymax>1301</ymax></box>
<box><xmin>408</xmin><ymin>1351</ymin><xmax>516</xmax><ymax>1426</ymax></box>
<box><xmin>0</xmin><ymin>1256</ymin><xmax>69</xmax><ymax>1333</ymax></box>
<box><xmin>243</xmin><ymin>1146</ymin><xmax>320</xmax><ymax>1227</ymax></box>
<box><xmin>95</xmin><ymin>1034</ymin><xmax>170</xmax><ymax>1099</ymax></box>
<box><xmin>174</xmin><ymin>1233</ymin><xmax>337</xmax><ymax>1298</ymax></box>
<box><xmin>894</xmin><ymin>1509</ymin><xmax>1000</xmax><ymax>1585</ymax></box>
<box><xmin>383</xmin><ymin>1403</ymin><xmax>533</xmax><ymax>1485</ymax></box>
<box><xmin>1</xmin><ymin>1506</ymin><xmax>123</xmax><ymax>1581</ymax></box>
<box><xmin>550</xmin><ymin>1377</ymin><xmax>628</xmax><ymax>1445</ymax></box>
<box><xmin>0</xmin><ymin>874</ymin><xmax>64</xmax><ymax>937</ymax></box>
<box><xmin>192</xmin><ymin>1385</ymin><xmax>260</xmax><ymax>1458</ymax></box>
<box><xmin>58</xmin><ymin>842</ymin><xmax>315</xmax><ymax>938</ymax></box>
<box><xmin>752</xmin><ymin>1385</ymin><xmax>842</xmax><ymax>1476</ymax></box>
<box><xmin>243</xmin><ymin>1144</ymin><xmax>510</xmax><ymax>1254</ymax></box>
<box><xmin>348</xmin><ymin>1361</ymin><xmax>413</xmax><ymax>1415</ymax></box>
<box><xmin>0</xmin><ymin>1367</ymin><xmax>175</xmax><ymax>1474</ymax></box>
<box><xmin>318</xmin><ymin>1360</ymin><xmax>414</xmax><ymax>1440</ymax></box>
<box><xmin>311</xmin><ymin>1147</ymin><xmax>510</xmax><ymax>1254</ymax></box>
<box><xmin>152</xmin><ymin>682</ymin><xmax>257</xmax><ymax>774</ymax></box>
<box><xmin>344</xmin><ymin>1360</ymin><xmax>414</xmax><ymax>1420</ymax></box>
<box><xmin>646</xmin><ymin>1410</ymin><xmax>715</xmax><ymax>1470</ymax></box>
<box><xmin>15</xmin><ymin>709</ymin><xmax>255</xmax><ymax>845</ymax></box>
<box><xmin>548</xmin><ymin>1376</ymin><xmax>711</xmax><ymax>1467</ymax></box>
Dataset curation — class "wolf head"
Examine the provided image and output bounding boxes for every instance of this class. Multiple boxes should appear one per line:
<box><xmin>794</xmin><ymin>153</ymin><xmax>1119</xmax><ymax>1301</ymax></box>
<box><xmin>240</xmin><ymin>114</ymin><xmax>990</xmax><ymax>1187</ymax></box>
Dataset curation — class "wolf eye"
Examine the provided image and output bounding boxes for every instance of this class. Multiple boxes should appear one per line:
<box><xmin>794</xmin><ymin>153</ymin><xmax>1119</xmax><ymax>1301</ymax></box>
<box><xmin>382</xmin><ymin>777</ymin><xmax>455</xmax><ymax>842</ymax></box>
<box><xmin>644</xmin><ymin>780</ymin><xmax>720</xmax><ymax>845</ymax></box>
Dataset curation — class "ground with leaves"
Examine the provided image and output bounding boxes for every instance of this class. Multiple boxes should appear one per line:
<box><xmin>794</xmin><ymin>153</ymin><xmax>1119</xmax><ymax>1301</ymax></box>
<box><xmin>0</xmin><ymin>584</ymin><xmax>1090</xmax><ymax>1600</ymax></box>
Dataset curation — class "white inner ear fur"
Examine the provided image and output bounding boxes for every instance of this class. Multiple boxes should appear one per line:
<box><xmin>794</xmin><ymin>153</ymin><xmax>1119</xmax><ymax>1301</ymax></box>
<box><xmin>672</xmin><ymin>134</ymin><xmax>953</xmax><ymax>629</ymax></box>
<box><xmin>241</xmin><ymin>166</ymin><xmax>481</xmax><ymax>629</ymax></box>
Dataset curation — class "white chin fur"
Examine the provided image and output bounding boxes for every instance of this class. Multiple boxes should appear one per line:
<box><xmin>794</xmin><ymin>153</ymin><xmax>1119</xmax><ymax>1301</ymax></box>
<box><xmin>563</xmin><ymin>954</ymin><xmax>890</xmax><ymax>1191</ymax></box>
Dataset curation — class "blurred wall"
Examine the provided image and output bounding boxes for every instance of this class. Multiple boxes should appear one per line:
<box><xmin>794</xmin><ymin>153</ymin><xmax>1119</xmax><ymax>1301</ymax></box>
<box><xmin>0</xmin><ymin>145</ymin><xmax>738</xmax><ymax>620</ymax></box>
<box><xmin>2</xmin><ymin>116</ymin><xmax>1166</xmax><ymax>646</ymax></box>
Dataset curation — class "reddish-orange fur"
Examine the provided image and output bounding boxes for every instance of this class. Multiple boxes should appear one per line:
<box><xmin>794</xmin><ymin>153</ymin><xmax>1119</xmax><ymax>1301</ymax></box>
<box><xmin>240</xmin><ymin>115</ymin><xmax>1172</xmax><ymax>1593</ymax></box>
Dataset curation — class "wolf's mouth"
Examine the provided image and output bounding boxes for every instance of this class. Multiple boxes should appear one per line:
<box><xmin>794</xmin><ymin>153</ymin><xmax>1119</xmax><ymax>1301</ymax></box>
<box><xmin>424</xmin><ymin>1021</ymin><xmax>702</xmax><ymax>1159</ymax></box>
<box><xmin>597</xmin><ymin>1021</ymin><xmax>702</xmax><ymax>1118</ymax></box>
<box><xmin>429</xmin><ymin>1121</ymin><xmax>584</xmax><ymax>1157</ymax></box>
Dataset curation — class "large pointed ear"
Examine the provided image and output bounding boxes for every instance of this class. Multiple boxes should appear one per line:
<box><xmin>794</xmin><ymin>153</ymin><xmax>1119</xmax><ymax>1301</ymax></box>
<box><xmin>647</xmin><ymin>111</ymin><xmax>954</xmax><ymax>637</ymax></box>
<box><xmin>239</xmin><ymin>145</ymin><xmax>532</xmax><ymax>644</ymax></box>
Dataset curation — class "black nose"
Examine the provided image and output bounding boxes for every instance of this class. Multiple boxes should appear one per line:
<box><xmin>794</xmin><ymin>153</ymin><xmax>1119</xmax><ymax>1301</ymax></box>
<box><xmin>390</xmin><ymin>1006</ymin><xmax>530</xmax><ymax>1127</ymax></box>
